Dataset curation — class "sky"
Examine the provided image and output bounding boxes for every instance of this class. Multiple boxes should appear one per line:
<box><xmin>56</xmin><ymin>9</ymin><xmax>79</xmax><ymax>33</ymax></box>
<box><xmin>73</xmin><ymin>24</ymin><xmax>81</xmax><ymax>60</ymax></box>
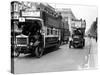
<box><xmin>49</xmin><ymin>3</ymin><xmax>98</xmax><ymax>32</ymax></box>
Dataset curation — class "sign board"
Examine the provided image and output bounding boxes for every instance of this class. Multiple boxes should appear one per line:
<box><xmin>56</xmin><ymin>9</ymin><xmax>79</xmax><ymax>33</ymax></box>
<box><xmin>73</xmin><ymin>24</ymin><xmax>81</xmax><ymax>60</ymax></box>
<box><xmin>71</xmin><ymin>21</ymin><xmax>81</xmax><ymax>28</ymax></box>
<box><xmin>22</xmin><ymin>11</ymin><xmax>40</xmax><ymax>17</ymax></box>
<box><xmin>19</xmin><ymin>17</ymin><xmax>25</xmax><ymax>22</ymax></box>
<box><xmin>75</xmin><ymin>21</ymin><xmax>81</xmax><ymax>28</ymax></box>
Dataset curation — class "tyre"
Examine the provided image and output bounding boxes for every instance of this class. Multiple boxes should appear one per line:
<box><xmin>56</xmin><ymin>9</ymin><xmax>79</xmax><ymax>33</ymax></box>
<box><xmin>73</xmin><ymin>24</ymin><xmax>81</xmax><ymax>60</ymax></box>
<box><xmin>13</xmin><ymin>47</ymin><xmax>20</xmax><ymax>57</ymax></box>
<box><xmin>82</xmin><ymin>42</ymin><xmax>84</xmax><ymax>48</ymax></box>
<box><xmin>81</xmin><ymin>45</ymin><xmax>84</xmax><ymax>48</ymax></box>
<box><xmin>31</xmin><ymin>47</ymin><xmax>35</xmax><ymax>56</ymax></box>
<box><xmin>73</xmin><ymin>45</ymin><xmax>76</xmax><ymax>48</ymax></box>
<box><xmin>69</xmin><ymin>43</ymin><xmax>71</xmax><ymax>48</ymax></box>
<box><xmin>56</xmin><ymin>41</ymin><xmax>60</xmax><ymax>48</ymax></box>
<box><xmin>69</xmin><ymin>41</ymin><xmax>72</xmax><ymax>48</ymax></box>
<box><xmin>35</xmin><ymin>46</ymin><xmax>44</xmax><ymax>58</ymax></box>
<box><xmin>83</xmin><ymin>39</ymin><xmax>85</xmax><ymax>47</ymax></box>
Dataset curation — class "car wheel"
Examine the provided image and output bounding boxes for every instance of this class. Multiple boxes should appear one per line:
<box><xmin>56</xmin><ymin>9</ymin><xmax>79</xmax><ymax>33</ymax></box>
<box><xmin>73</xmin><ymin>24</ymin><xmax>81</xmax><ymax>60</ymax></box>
<box><xmin>73</xmin><ymin>44</ymin><xmax>77</xmax><ymax>48</ymax></box>
<box><xmin>69</xmin><ymin>43</ymin><xmax>71</xmax><ymax>48</ymax></box>
<box><xmin>83</xmin><ymin>39</ymin><xmax>85</xmax><ymax>47</ymax></box>
<box><xmin>69</xmin><ymin>41</ymin><xmax>72</xmax><ymax>48</ymax></box>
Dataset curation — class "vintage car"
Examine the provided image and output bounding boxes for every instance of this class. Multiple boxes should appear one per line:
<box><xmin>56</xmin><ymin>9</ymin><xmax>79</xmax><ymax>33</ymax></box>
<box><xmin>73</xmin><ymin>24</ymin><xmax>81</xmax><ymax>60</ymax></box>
<box><xmin>69</xmin><ymin>35</ymin><xmax>85</xmax><ymax>48</ymax></box>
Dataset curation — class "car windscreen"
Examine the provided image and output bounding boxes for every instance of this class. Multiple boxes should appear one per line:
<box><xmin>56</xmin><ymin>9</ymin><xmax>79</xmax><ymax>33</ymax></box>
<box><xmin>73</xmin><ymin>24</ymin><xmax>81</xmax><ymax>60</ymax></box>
<box><xmin>73</xmin><ymin>35</ymin><xmax>80</xmax><ymax>38</ymax></box>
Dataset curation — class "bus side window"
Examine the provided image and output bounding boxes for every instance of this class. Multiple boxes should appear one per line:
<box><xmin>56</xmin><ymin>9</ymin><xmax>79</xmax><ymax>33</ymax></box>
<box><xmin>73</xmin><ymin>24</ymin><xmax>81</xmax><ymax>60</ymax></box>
<box><xmin>56</xmin><ymin>30</ymin><xmax>58</xmax><ymax>35</ymax></box>
<box><xmin>55</xmin><ymin>30</ymin><xmax>57</xmax><ymax>35</ymax></box>
<box><xmin>53</xmin><ymin>30</ymin><xmax>55</xmax><ymax>35</ymax></box>
<box><xmin>58</xmin><ymin>30</ymin><xmax>60</xmax><ymax>35</ymax></box>
<box><xmin>47</xmin><ymin>28</ymin><xmax>49</xmax><ymax>35</ymax></box>
<box><xmin>51</xmin><ymin>28</ymin><xmax>53</xmax><ymax>35</ymax></box>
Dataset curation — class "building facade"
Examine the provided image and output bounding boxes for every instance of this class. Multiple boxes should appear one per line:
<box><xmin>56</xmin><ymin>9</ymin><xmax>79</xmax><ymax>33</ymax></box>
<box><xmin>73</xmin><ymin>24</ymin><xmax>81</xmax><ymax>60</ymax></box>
<box><xmin>56</xmin><ymin>8</ymin><xmax>76</xmax><ymax>36</ymax></box>
<box><xmin>56</xmin><ymin>8</ymin><xmax>76</xmax><ymax>32</ymax></box>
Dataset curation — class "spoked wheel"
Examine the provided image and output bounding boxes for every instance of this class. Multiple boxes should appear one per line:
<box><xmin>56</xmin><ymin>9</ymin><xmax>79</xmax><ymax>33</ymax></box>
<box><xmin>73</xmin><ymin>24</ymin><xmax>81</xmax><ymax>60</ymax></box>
<box><xmin>14</xmin><ymin>47</ymin><xmax>20</xmax><ymax>57</ymax></box>
<box><xmin>56</xmin><ymin>41</ymin><xmax>60</xmax><ymax>48</ymax></box>
<box><xmin>35</xmin><ymin>46</ymin><xmax>44</xmax><ymax>58</ymax></box>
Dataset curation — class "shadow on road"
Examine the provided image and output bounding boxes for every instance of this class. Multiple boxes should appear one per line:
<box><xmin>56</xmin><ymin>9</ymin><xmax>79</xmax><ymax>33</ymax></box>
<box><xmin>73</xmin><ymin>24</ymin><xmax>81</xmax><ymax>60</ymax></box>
<box><xmin>13</xmin><ymin>46</ymin><xmax>61</xmax><ymax>59</ymax></box>
<box><xmin>43</xmin><ymin>46</ymin><xmax>60</xmax><ymax>55</ymax></box>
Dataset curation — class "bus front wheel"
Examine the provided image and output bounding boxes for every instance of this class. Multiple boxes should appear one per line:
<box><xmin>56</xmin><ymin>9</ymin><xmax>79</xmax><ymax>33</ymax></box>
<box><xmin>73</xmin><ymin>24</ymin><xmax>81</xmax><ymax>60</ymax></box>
<box><xmin>14</xmin><ymin>47</ymin><xmax>20</xmax><ymax>57</ymax></box>
<box><xmin>35</xmin><ymin>46</ymin><xmax>44</xmax><ymax>58</ymax></box>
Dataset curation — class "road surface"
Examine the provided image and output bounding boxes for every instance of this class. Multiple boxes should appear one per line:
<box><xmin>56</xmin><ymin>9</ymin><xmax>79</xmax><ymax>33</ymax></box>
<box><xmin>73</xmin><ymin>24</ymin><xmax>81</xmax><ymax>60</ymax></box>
<box><xmin>12</xmin><ymin>37</ymin><xmax>97</xmax><ymax>74</ymax></box>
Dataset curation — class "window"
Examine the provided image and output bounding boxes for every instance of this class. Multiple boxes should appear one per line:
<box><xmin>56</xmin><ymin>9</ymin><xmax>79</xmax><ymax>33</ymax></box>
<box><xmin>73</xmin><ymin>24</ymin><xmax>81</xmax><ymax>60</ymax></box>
<box><xmin>14</xmin><ymin>3</ymin><xmax>17</xmax><ymax>11</ymax></box>
<box><xmin>51</xmin><ymin>28</ymin><xmax>53</xmax><ymax>35</ymax></box>
<box><xmin>47</xmin><ymin>28</ymin><xmax>51</xmax><ymax>35</ymax></box>
<box><xmin>47</xmin><ymin>28</ymin><xmax>49</xmax><ymax>35</ymax></box>
<box><xmin>53</xmin><ymin>30</ymin><xmax>55</xmax><ymax>35</ymax></box>
<box><xmin>47</xmin><ymin>27</ymin><xmax>60</xmax><ymax>35</ymax></box>
<box><xmin>14</xmin><ymin>3</ymin><xmax>19</xmax><ymax>12</ymax></box>
<box><xmin>55</xmin><ymin>30</ymin><xmax>57</xmax><ymax>35</ymax></box>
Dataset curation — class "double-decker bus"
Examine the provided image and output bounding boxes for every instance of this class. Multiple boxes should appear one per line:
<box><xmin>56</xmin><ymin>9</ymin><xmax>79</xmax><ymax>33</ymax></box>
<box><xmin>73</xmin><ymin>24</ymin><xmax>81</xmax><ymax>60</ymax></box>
<box><xmin>11</xmin><ymin>4</ymin><xmax>62</xmax><ymax>58</ymax></box>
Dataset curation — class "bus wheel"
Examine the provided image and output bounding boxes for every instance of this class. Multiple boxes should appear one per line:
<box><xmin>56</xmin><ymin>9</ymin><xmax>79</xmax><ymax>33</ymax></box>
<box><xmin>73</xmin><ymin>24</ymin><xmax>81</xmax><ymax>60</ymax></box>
<box><xmin>35</xmin><ymin>46</ymin><xmax>44</xmax><ymax>58</ymax></box>
<box><xmin>56</xmin><ymin>41</ymin><xmax>60</xmax><ymax>48</ymax></box>
<box><xmin>14</xmin><ymin>47</ymin><xmax>20</xmax><ymax>57</ymax></box>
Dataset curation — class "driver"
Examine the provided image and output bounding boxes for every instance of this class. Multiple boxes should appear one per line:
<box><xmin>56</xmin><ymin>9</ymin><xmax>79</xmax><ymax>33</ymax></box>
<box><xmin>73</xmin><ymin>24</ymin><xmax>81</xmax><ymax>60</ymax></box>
<box><xmin>30</xmin><ymin>29</ymin><xmax>43</xmax><ymax>48</ymax></box>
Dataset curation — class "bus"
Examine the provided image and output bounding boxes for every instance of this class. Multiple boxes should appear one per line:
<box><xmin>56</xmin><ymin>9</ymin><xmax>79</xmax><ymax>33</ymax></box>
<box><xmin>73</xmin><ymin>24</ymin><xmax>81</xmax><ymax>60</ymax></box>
<box><xmin>11</xmin><ymin>6</ymin><xmax>62</xmax><ymax>58</ymax></box>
